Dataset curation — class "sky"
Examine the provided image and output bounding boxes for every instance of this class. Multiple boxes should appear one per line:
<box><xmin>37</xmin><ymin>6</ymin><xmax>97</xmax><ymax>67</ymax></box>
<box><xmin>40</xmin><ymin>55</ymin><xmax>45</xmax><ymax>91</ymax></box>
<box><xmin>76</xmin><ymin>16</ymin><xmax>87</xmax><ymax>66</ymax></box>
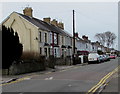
<box><xmin>0</xmin><ymin>2</ymin><xmax>118</xmax><ymax>50</ymax></box>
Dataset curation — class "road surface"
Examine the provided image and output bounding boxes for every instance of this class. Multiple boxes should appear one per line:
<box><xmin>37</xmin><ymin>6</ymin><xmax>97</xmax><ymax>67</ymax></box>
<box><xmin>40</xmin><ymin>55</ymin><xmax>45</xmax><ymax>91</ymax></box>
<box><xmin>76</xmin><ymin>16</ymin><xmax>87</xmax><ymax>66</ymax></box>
<box><xmin>2</xmin><ymin>58</ymin><xmax>119</xmax><ymax>93</ymax></box>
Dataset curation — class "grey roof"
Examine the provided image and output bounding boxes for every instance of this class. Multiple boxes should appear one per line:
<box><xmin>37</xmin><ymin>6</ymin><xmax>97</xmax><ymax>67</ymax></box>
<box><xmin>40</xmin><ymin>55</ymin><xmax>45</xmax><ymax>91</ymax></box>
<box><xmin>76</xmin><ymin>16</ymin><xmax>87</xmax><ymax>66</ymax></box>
<box><xmin>17</xmin><ymin>12</ymin><xmax>72</xmax><ymax>37</ymax></box>
<box><xmin>18</xmin><ymin>13</ymin><xmax>50</xmax><ymax>31</ymax></box>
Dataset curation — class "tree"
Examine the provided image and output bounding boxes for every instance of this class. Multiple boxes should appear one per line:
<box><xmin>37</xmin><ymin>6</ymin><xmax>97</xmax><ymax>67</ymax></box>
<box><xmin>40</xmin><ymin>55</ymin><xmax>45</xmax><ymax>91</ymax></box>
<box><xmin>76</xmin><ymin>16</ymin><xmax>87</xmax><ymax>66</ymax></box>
<box><xmin>105</xmin><ymin>31</ymin><xmax>116</xmax><ymax>48</ymax></box>
<box><xmin>95</xmin><ymin>33</ymin><xmax>105</xmax><ymax>46</ymax></box>
<box><xmin>2</xmin><ymin>25</ymin><xmax>23</xmax><ymax>70</ymax></box>
<box><xmin>95</xmin><ymin>31</ymin><xmax>116</xmax><ymax>48</ymax></box>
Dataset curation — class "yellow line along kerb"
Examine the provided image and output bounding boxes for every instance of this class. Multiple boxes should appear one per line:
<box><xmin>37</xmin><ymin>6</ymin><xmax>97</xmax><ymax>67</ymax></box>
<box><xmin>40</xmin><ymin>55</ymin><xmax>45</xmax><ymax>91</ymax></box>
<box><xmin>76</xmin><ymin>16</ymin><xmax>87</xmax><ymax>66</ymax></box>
<box><xmin>87</xmin><ymin>65</ymin><xmax>120</xmax><ymax>94</ymax></box>
<box><xmin>0</xmin><ymin>65</ymin><xmax>80</xmax><ymax>86</ymax></box>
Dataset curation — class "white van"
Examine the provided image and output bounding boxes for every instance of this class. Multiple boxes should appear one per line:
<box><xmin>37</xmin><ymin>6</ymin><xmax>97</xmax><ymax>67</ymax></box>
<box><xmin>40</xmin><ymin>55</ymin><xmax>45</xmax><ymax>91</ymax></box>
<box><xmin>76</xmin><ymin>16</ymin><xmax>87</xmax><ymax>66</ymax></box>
<box><xmin>88</xmin><ymin>53</ymin><xmax>100</xmax><ymax>63</ymax></box>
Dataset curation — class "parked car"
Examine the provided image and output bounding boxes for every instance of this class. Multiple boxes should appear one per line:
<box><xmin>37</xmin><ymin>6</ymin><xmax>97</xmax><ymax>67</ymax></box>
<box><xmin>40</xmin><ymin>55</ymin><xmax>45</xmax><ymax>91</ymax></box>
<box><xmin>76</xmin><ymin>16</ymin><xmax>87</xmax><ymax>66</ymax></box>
<box><xmin>99</xmin><ymin>55</ymin><xmax>104</xmax><ymax>62</ymax></box>
<box><xmin>105</xmin><ymin>54</ymin><xmax>110</xmax><ymax>61</ymax></box>
<box><xmin>102</xmin><ymin>54</ymin><xmax>108</xmax><ymax>61</ymax></box>
<box><xmin>88</xmin><ymin>53</ymin><xmax>100</xmax><ymax>63</ymax></box>
<box><xmin>109</xmin><ymin>54</ymin><xmax>116</xmax><ymax>59</ymax></box>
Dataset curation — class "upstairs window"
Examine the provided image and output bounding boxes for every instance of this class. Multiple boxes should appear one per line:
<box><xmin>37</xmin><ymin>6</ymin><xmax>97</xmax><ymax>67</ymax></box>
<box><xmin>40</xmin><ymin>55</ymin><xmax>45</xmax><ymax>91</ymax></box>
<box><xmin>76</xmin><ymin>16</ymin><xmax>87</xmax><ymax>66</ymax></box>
<box><xmin>44</xmin><ymin>33</ymin><xmax>47</xmax><ymax>43</ymax></box>
<box><xmin>62</xmin><ymin>36</ymin><xmax>64</xmax><ymax>45</ymax></box>
<box><xmin>50</xmin><ymin>32</ymin><xmax>52</xmax><ymax>44</ymax></box>
<box><xmin>71</xmin><ymin>38</ymin><xmax>72</xmax><ymax>45</ymax></box>
<box><xmin>54</xmin><ymin>33</ymin><xmax>57</xmax><ymax>44</ymax></box>
<box><xmin>39</xmin><ymin>32</ymin><xmax>42</xmax><ymax>42</ymax></box>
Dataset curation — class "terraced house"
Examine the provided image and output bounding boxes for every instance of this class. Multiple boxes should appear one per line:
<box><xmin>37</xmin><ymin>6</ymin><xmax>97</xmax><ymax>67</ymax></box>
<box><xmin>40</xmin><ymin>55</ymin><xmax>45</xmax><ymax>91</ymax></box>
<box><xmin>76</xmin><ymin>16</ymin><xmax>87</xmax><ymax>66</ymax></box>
<box><xmin>2</xmin><ymin>7</ymin><xmax>73</xmax><ymax>59</ymax></box>
<box><xmin>1</xmin><ymin>7</ymin><xmax>107</xmax><ymax>61</ymax></box>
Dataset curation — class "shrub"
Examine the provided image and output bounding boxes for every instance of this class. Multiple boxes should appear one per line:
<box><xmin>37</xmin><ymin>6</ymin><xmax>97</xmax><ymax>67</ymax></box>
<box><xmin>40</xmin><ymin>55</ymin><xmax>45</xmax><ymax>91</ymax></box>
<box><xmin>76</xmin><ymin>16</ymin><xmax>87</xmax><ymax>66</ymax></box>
<box><xmin>2</xmin><ymin>25</ymin><xmax>23</xmax><ymax>69</ymax></box>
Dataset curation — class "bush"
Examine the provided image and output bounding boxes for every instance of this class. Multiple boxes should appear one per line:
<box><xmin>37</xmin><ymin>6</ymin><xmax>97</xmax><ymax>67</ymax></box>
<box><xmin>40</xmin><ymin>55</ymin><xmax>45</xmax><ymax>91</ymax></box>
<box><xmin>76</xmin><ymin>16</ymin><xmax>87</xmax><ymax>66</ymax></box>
<box><xmin>2</xmin><ymin>25</ymin><xmax>23</xmax><ymax>69</ymax></box>
<box><xmin>75</xmin><ymin>56</ymin><xmax>81</xmax><ymax>64</ymax></box>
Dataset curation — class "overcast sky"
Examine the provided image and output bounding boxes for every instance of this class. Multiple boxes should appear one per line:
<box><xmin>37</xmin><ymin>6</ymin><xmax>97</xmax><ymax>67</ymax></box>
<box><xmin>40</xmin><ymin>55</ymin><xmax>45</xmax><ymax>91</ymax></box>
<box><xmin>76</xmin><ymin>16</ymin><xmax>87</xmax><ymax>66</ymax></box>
<box><xmin>1</xmin><ymin>2</ymin><xmax>118</xmax><ymax>49</ymax></box>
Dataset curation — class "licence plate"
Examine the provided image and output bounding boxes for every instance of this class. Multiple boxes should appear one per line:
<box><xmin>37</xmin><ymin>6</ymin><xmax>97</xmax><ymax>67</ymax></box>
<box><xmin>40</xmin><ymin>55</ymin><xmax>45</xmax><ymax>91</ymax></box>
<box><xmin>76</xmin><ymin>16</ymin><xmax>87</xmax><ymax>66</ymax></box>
<box><xmin>89</xmin><ymin>58</ymin><xmax>94</xmax><ymax>60</ymax></box>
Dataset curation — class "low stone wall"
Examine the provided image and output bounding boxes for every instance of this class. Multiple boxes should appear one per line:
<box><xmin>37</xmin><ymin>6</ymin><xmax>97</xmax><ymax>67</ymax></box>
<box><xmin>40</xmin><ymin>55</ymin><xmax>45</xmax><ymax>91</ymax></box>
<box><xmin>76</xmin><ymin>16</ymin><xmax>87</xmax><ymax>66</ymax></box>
<box><xmin>54</xmin><ymin>56</ymin><xmax>73</xmax><ymax>65</ymax></box>
<box><xmin>3</xmin><ymin>55</ymin><xmax>85</xmax><ymax>75</ymax></box>
<box><xmin>9</xmin><ymin>61</ymin><xmax>45</xmax><ymax>75</ymax></box>
<box><xmin>75</xmin><ymin>57</ymin><xmax>81</xmax><ymax>64</ymax></box>
<box><xmin>2</xmin><ymin>69</ymin><xmax>8</xmax><ymax>75</ymax></box>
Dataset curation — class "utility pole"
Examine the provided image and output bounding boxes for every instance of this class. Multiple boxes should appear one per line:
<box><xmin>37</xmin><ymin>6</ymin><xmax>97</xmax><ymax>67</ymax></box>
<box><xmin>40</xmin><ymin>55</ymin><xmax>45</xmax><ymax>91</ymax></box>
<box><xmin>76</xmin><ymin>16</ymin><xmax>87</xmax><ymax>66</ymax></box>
<box><xmin>73</xmin><ymin>10</ymin><xmax>76</xmax><ymax>65</ymax></box>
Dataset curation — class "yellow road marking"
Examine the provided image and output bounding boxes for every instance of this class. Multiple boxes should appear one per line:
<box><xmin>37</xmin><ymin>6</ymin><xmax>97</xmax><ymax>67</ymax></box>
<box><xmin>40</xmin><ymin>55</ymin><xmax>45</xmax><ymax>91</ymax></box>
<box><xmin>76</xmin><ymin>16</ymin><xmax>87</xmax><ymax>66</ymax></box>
<box><xmin>0</xmin><ymin>75</ymin><xmax>31</xmax><ymax>86</ymax></box>
<box><xmin>0</xmin><ymin>65</ymin><xmax>80</xmax><ymax>86</ymax></box>
<box><xmin>87</xmin><ymin>65</ymin><xmax>120</xmax><ymax>94</ymax></box>
<box><xmin>45</xmin><ymin>72</ymin><xmax>52</xmax><ymax>74</ymax></box>
<box><xmin>87</xmin><ymin>72</ymin><xmax>112</xmax><ymax>94</ymax></box>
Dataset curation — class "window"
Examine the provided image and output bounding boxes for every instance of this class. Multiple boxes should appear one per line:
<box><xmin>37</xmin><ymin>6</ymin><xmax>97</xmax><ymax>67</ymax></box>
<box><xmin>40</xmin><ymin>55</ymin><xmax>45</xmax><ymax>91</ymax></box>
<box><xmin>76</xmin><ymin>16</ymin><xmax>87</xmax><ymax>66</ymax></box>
<box><xmin>86</xmin><ymin>44</ymin><xmax>88</xmax><ymax>48</ymax></box>
<box><xmin>68</xmin><ymin>49</ymin><xmax>70</xmax><ymax>56</ymax></box>
<box><xmin>71</xmin><ymin>38</ymin><xmax>72</xmax><ymax>45</ymax></box>
<box><xmin>62</xmin><ymin>49</ymin><xmax>64</xmax><ymax>58</ymax></box>
<box><xmin>62</xmin><ymin>36</ymin><xmax>64</xmax><ymax>45</ymax></box>
<box><xmin>54</xmin><ymin>33</ymin><xmax>57</xmax><ymax>44</ymax></box>
<box><xmin>40</xmin><ymin>47</ymin><xmax>42</xmax><ymax>55</ymax></box>
<box><xmin>48</xmin><ymin>48</ymin><xmax>50</xmax><ymax>56</ymax></box>
<box><xmin>39</xmin><ymin>32</ymin><xmax>41</xmax><ymax>42</ymax></box>
<box><xmin>50</xmin><ymin>32</ymin><xmax>52</xmax><ymax>43</ymax></box>
<box><xmin>57</xmin><ymin>34</ymin><xmax>59</xmax><ymax>45</ymax></box>
<box><xmin>54</xmin><ymin>49</ymin><xmax>57</xmax><ymax>57</ymax></box>
<box><xmin>44</xmin><ymin>48</ymin><xmax>47</xmax><ymax>56</ymax></box>
<box><xmin>44</xmin><ymin>33</ymin><xmax>47</xmax><ymax>43</ymax></box>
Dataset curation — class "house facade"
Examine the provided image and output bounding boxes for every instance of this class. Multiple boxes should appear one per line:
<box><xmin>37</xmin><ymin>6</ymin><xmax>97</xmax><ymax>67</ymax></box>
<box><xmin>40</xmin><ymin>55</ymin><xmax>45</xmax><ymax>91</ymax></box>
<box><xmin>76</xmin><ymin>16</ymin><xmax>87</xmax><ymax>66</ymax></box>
<box><xmin>2</xmin><ymin>7</ymin><xmax>73</xmax><ymax>59</ymax></box>
<box><xmin>1</xmin><ymin>7</ymin><xmax>109</xmax><ymax>60</ymax></box>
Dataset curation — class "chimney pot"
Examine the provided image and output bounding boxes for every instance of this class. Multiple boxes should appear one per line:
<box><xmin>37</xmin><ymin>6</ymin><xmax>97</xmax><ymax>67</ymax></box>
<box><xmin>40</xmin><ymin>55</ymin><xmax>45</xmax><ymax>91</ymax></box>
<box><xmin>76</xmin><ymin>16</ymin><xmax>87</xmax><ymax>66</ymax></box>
<box><xmin>58</xmin><ymin>22</ymin><xmax>64</xmax><ymax>30</ymax></box>
<box><xmin>43</xmin><ymin>17</ymin><xmax>51</xmax><ymax>23</ymax></box>
<box><xmin>51</xmin><ymin>19</ymin><xmax>58</xmax><ymax>26</ymax></box>
<box><xmin>75</xmin><ymin>32</ymin><xmax>78</xmax><ymax>37</ymax></box>
<box><xmin>23</xmin><ymin>7</ymin><xmax>33</xmax><ymax>17</ymax></box>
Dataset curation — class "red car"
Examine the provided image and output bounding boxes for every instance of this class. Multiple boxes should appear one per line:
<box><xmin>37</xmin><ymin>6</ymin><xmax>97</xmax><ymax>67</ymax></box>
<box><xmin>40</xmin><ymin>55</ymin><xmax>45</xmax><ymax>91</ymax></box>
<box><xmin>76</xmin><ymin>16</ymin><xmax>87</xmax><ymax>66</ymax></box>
<box><xmin>109</xmin><ymin>54</ymin><xmax>116</xmax><ymax>59</ymax></box>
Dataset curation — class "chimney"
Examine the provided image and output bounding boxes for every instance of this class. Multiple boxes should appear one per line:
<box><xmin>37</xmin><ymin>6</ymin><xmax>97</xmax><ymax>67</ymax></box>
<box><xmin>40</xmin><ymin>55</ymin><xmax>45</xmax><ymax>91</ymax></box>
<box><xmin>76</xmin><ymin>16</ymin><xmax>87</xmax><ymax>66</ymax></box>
<box><xmin>75</xmin><ymin>32</ymin><xmax>78</xmax><ymax>38</ymax></box>
<box><xmin>61</xmin><ymin>22</ymin><xmax>64</xmax><ymax>30</ymax></box>
<box><xmin>82</xmin><ymin>35</ymin><xmax>88</xmax><ymax>40</ymax></box>
<box><xmin>23</xmin><ymin>7</ymin><xmax>33</xmax><ymax>17</ymax></box>
<box><xmin>43</xmin><ymin>17</ymin><xmax>51</xmax><ymax>23</ymax></box>
<box><xmin>51</xmin><ymin>19</ymin><xmax>58</xmax><ymax>26</ymax></box>
<box><xmin>58</xmin><ymin>22</ymin><xmax>64</xmax><ymax>30</ymax></box>
<box><xmin>58</xmin><ymin>22</ymin><xmax>62</xmax><ymax>28</ymax></box>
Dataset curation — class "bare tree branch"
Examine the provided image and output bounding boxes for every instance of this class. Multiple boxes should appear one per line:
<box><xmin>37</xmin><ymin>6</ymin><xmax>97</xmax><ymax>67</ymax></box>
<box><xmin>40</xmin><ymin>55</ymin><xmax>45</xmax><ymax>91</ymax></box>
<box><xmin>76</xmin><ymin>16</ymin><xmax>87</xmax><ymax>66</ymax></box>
<box><xmin>95</xmin><ymin>31</ymin><xmax>116</xmax><ymax>48</ymax></box>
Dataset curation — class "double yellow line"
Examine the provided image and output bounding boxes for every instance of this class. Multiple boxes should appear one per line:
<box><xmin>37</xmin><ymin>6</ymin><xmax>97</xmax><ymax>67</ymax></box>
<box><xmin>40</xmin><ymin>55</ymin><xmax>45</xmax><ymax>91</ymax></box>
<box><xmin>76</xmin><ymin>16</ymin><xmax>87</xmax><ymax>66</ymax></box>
<box><xmin>87</xmin><ymin>65</ymin><xmax>120</xmax><ymax>94</ymax></box>
<box><xmin>0</xmin><ymin>75</ymin><xmax>34</xmax><ymax>86</ymax></box>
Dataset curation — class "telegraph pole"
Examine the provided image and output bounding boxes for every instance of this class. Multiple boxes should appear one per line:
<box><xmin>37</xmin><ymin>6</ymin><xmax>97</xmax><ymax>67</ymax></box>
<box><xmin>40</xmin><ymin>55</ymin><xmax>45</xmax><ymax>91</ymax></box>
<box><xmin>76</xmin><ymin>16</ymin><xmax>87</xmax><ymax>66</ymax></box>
<box><xmin>73</xmin><ymin>10</ymin><xmax>76</xmax><ymax>65</ymax></box>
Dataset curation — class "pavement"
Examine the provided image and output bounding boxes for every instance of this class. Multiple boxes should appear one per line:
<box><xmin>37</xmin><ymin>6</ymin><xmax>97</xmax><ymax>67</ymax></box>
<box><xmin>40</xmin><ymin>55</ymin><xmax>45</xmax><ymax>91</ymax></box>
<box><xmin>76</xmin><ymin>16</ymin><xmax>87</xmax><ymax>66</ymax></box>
<box><xmin>1</xmin><ymin>63</ymin><xmax>87</xmax><ymax>85</ymax></box>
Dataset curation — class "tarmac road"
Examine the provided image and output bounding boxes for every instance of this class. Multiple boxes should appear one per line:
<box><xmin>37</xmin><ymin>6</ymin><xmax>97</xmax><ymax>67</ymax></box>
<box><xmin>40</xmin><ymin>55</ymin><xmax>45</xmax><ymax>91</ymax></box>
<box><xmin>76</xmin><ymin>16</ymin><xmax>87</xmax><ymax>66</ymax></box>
<box><xmin>2</xmin><ymin>58</ymin><xmax>119</xmax><ymax>93</ymax></box>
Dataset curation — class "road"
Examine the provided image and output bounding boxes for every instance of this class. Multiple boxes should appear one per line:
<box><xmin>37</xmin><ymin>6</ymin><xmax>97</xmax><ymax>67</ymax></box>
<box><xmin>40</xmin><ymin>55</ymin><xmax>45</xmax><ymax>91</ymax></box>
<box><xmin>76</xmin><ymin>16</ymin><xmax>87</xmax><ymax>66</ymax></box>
<box><xmin>2</xmin><ymin>58</ymin><xmax>119</xmax><ymax>93</ymax></box>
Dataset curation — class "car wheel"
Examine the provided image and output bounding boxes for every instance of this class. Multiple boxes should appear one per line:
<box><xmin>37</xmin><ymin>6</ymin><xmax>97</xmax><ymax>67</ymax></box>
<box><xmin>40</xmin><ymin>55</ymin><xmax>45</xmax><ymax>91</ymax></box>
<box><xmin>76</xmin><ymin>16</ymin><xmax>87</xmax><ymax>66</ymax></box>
<box><xmin>97</xmin><ymin>60</ymin><xmax>100</xmax><ymax>63</ymax></box>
